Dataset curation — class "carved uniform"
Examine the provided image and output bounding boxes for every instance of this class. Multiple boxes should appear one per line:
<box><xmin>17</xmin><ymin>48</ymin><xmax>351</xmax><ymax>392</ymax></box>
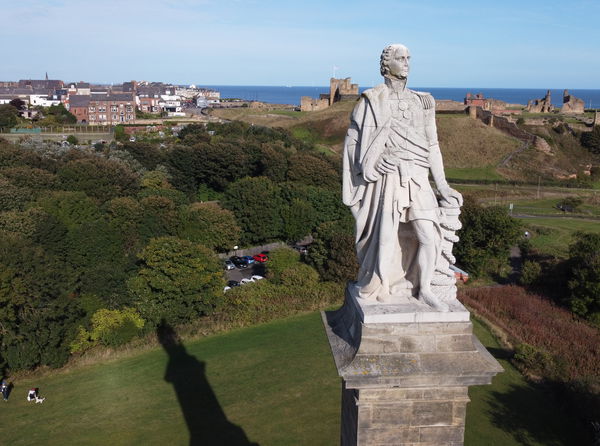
<box><xmin>343</xmin><ymin>81</ymin><xmax>447</xmax><ymax>301</ymax></box>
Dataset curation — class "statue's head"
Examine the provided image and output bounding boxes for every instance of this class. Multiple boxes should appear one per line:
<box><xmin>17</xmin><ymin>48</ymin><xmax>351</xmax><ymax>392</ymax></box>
<box><xmin>380</xmin><ymin>44</ymin><xmax>410</xmax><ymax>79</ymax></box>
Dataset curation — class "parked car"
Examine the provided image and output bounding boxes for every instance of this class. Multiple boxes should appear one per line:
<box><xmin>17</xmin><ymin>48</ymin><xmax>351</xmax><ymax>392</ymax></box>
<box><xmin>223</xmin><ymin>286</ymin><xmax>231</xmax><ymax>293</ymax></box>
<box><xmin>227</xmin><ymin>280</ymin><xmax>240</xmax><ymax>287</ymax></box>
<box><xmin>293</xmin><ymin>245</ymin><xmax>308</xmax><ymax>254</ymax></box>
<box><xmin>224</xmin><ymin>260</ymin><xmax>235</xmax><ymax>270</ymax></box>
<box><xmin>240</xmin><ymin>278</ymin><xmax>254</xmax><ymax>285</ymax></box>
<box><xmin>230</xmin><ymin>256</ymin><xmax>248</xmax><ymax>268</ymax></box>
<box><xmin>251</xmin><ymin>275</ymin><xmax>264</xmax><ymax>281</ymax></box>
<box><xmin>252</xmin><ymin>253</ymin><xmax>268</xmax><ymax>263</ymax></box>
<box><xmin>242</xmin><ymin>255</ymin><xmax>255</xmax><ymax>264</ymax></box>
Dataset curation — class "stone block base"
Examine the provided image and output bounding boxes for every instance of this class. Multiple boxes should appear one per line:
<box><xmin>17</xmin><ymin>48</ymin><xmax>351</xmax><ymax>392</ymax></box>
<box><xmin>323</xmin><ymin>290</ymin><xmax>502</xmax><ymax>446</ymax></box>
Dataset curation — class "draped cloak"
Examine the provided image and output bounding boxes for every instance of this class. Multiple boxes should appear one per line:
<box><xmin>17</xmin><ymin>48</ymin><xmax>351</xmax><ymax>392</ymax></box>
<box><xmin>342</xmin><ymin>83</ymin><xmax>444</xmax><ymax>301</ymax></box>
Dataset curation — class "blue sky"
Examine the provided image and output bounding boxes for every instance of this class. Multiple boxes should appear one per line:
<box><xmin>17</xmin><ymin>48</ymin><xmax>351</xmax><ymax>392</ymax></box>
<box><xmin>1</xmin><ymin>0</ymin><xmax>599</xmax><ymax>88</ymax></box>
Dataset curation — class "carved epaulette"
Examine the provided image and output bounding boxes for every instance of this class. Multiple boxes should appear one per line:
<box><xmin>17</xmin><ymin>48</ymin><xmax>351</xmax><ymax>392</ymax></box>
<box><xmin>414</xmin><ymin>91</ymin><xmax>435</xmax><ymax>109</ymax></box>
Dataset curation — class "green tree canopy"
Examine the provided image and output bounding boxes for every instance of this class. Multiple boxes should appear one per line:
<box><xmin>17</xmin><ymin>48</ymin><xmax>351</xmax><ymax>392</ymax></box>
<box><xmin>307</xmin><ymin>219</ymin><xmax>358</xmax><ymax>283</ymax></box>
<box><xmin>455</xmin><ymin>198</ymin><xmax>522</xmax><ymax>277</ymax></box>
<box><xmin>177</xmin><ymin>202</ymin><xmax>241</xmax><ymax>252</ymax></box>
<box><xmin>222</xmin><ymin>176</ymin><xmax>285</xmax><ymax>244</ymax></box>
<box><xmin>567</xmin><ymin>232</ymin><xmax>600</xmax><ymax>319</ymax></box>
<box><xmin>127</xmin><ymin>236</ymin><xmax>224</xmax><ymax>326</ymax></box>
<box><xmin>58</xmin><ymin>157</ymin><xmax>140</xmax><ymax>202</ymax></box>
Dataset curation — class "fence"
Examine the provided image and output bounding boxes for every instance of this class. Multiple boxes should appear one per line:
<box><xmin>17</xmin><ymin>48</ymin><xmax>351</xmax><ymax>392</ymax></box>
<box><xmin>0</xmin><ymin>125</ymin><xmax>114</xmax><ymax>134</ymax></box>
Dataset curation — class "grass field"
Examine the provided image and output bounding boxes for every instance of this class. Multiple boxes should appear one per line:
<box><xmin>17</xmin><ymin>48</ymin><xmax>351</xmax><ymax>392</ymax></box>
<box><xmin>518</xmin><ymin>216</ymin><xmax>600</xmax><ymax>256</ymax></box>
<box><xmin>0</xmin><ymin>311</ymin><xmax>586</xmax><ymax>445</ymax></box>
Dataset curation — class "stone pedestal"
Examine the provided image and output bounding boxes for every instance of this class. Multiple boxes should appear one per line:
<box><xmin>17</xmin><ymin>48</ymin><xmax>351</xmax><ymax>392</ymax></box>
<box><xmin>322</xmin><ymin>289</ymin><xmax>502</xmax><ymax>446</ymax></box>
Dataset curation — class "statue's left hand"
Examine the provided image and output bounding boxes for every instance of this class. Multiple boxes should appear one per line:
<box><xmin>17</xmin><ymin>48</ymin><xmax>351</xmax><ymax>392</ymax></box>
<box><xmin>439</xmin><ymin>186</ymin><xmax>463</xmax><ymax>207</ymax></box>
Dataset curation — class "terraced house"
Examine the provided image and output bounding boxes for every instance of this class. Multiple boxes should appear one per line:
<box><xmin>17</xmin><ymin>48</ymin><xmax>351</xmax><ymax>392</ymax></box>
<box><xmin>68</xmin><ymin>93</ymin><xmax>136</xmax><ymax>124</ymax></box>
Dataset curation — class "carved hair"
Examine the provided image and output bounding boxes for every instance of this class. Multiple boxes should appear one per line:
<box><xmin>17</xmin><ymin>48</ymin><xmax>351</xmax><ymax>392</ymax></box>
<box><xmin>380</xmin><ymin>44</ymin><xmax>409</xmax><ymax>76</ymax></box>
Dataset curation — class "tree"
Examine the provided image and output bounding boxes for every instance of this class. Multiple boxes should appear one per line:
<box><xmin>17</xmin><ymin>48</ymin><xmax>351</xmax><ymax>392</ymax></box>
<box><xmin>581</xmin><ymin>126</ymin><xmax>600</xmax><ymax>155</ymax></box>
<box><xmin>0</xmin><ymin>232</ymin><xmax>81</xmax><ymax>370</ymax></box>
<box><xmin>177</xmin><ymin>202</ymin><xmax>241</xmax><ymax>252</ymax></box>
<box><xmin>455</xmin><ymin>198</ymin><xmax>522</xmax><ymax>277</ymax></box>
<box><xmin>287</xmin><ymin>152</ymin><xmax>341</xmax><ymax>189</ymax></box>
<box><xmin>35</xmin><ymin>191</ymin><xmax>101</xmax><ymax>230</ymax></box>
<box><xmin>8</xmin><ymin>98</ymin><xmax>26</xmax><ymax>111</ymax></box>
<box><xmin>44</xmin><ymin>103</ymin><xmax>76</xmax><ymax>124</ymax></box>
<box><xmin>0</xmin><ymin>104</ymin><xmax>19</xmax><ymax>128</ymax></box>
<box><xmin>127</xmin><ymin>236</ymin><xmax>224</xmax><ymax>326</ymax></box>
<box><xmin>57</xmin><ymin>157</ymin><xmax>140</xmax><ymax>203</ymax></box>
<box><xmin>307</xmin><ymin>219</ymin><xmax>358</xmax><ymax>282</ymax></box>
<box><xmin>566</xmin><ymin>232</ymin><xmax>600</xmax><ymax>318</ymax></box>
<box><xmin>222</xmin><ymin>177</ymin><xmax>285</xmax><ymax>244</ymax></box>
<box><xmin>281</xmin><ymin>198</ymin><xmax>318</xmax><ymax>242</ymax></box>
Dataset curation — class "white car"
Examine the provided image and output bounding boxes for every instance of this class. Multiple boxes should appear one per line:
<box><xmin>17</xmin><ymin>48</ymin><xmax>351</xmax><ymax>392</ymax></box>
<box><xmin>240</xmin><ymin>278</ymin><xmax>254</xmax><ymax>285</ymax></box>
<box><xmin>223</xmin><ymin>286</ymin><xmax>231</xmax><ymax>293</ymax></box>
<box><xmin>251</xmin><ymin>275</ymin><xmax>264</xmax><ymax>281</ymax></box>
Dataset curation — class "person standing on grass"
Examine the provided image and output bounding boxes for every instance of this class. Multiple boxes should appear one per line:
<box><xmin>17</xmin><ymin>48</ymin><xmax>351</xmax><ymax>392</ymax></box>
<box><xmin>1</xmin><ymin>379</ymin><xmax>8</xmax><ymax>401</ymax></box>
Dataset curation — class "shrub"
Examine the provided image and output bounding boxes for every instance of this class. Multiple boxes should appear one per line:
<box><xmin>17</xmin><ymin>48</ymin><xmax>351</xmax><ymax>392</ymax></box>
<box><xmin>71</xmin><ymin>307</ymin><xmax>145</xmax><ymax>352</ymax></box>
<box><xmin>519</xmin><ymin>260</ymin><xmax>542</xmax><ymax>286</ymax></box>
<box><xmin>266</xmin><ymin>247</ymin><xmax>300</xmax><ymax>283</ymax></box>
<box><xmin>66</xmin><ymin>135</ymin><xmax>78</xmax><ymax>145</ymax></box>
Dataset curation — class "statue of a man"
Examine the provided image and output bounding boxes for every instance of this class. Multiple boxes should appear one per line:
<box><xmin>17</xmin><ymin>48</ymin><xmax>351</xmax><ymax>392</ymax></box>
<box><xmin>342</xmin><ymin>44</ymin><xmax>462</xmax><ymax>311</ymax></box>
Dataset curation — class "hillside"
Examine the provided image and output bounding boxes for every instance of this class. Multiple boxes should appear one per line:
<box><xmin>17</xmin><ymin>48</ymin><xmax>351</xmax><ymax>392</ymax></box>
<box><xmin>210</xmin><ymin>103</ymin><xmax>599</xmax><ymax>184</ymax></box>
<box><xmin>210</xmin><ymin>104</ymin><xmax>522</xmax><ymax>169</ymax></box>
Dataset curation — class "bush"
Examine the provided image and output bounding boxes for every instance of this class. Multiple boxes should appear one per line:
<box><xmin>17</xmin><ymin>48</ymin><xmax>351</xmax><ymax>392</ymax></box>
<box><xmin>71</xmin><ymin>307</ymin><xmax>145</xmax><ymax>352</ymax></box>
<box><xmin>280</xmin><ymin>263</ymin><xmax>319</xmax><ymax>288</ymax></box>
<box><xmin>66</xmin><ymin>135</ymin><xmax>78</xmax><ymax>145</ymax></box>
<box><xmin>519</xmin><ymin>260</ymin><xmax>542</xmax><ymax>286</ymax></box>
<box><xmin>266</xmin><ymin>247</ymin><xmax>300</xmax><ymax>283</ymax></box>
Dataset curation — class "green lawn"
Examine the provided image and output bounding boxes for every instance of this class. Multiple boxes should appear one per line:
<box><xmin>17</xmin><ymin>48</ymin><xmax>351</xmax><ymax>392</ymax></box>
<box><xmin>518</xmin><ymin>216</ymin><xmax>600</xmax><ymax>256</ymax></box>
<box><xmin>511</xmin><ymin>198</ymin><xmax>600</xmax><ymax>218</ymax></box>
<box><xmin>446</xmin><ymin>167</ymin><xmax>506</xmax><ymax>182</ymax></box>
<box><xmin>0</xmin><ymin>312</ymin><xmax>587</xmax><ymax>445</ymax></box>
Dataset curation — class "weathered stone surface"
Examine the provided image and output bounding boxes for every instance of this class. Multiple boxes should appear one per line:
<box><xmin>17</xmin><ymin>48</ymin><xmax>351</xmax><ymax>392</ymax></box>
<box><xmin>526</xmin><ymin>90</ymin><xmax>553</xmax><ymax>113</ymax></box>
<box><xmin>561</xmin><ymin>89</ymin><xmax>585</xmax><ymax>114</ymax></box>
<box><xmin>323</xmin><ymin>292</ymin><xmax>502</xmax><ymax>445</ymax></box>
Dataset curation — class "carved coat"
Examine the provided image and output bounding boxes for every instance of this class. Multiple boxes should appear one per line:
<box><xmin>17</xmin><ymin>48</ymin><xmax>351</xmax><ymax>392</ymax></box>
<box><xmin>343</xmin><ymin>82</ymin><xmax>448</xmax><ymax>301</ymax></box>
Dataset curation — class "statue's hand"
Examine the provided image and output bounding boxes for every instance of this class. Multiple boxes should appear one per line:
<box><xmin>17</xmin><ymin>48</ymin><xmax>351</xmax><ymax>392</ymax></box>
<box><xmin>439</xmin><ymin>186</ymin><xmax>463</xmax><ymax>207</ymax></box>
<box><xmin>375</xmin><ymin>156</ymin><xmax>397</xmax><ymax>175</ymax></box>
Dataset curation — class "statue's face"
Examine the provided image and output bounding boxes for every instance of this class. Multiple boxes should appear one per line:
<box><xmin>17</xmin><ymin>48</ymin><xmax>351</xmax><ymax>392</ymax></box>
<box><xmin>387</xmin><ymin>47</ymin><xmax>410</xmax><ymax>79</ymax></box>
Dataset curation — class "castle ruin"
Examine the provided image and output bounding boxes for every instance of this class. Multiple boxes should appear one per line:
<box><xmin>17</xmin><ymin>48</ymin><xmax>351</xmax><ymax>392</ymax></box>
<box><xmin>561</xmin><ymin>89</ymin><xmax>585</xmax><ymax>114</ymax></box>
<box><xmin>526</xmin><ymin>90</ymin><xmax>554</xmax><ymax>113</ymax></box>
<box><xmin>300</xmin><ymin>77</ymin><xmax>359</xmax><ymax>112</ymax></box>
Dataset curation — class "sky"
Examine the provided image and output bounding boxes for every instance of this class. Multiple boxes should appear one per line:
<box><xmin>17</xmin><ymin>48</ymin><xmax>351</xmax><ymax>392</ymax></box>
<box><xmin>1</xmin><ymin>0</ymin><xmax>599</xmax><ymax>88</ymax></box>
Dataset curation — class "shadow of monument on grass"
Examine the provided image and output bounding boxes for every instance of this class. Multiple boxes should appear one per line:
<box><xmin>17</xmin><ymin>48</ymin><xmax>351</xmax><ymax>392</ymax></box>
<box><xmin>157</xmin><ymin>322</ymin><xmax>259</xmax><ymax>446</ymax></box>
<box><xmin>486</xmin><ymin>381</ymin><xmax>591</xmax><ymax>446</ymax></box>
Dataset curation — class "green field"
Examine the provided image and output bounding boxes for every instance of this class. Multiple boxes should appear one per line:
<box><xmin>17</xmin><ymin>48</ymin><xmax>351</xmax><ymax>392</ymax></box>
<box><xmin>519</xmin><ymin>216</ymin><xmax>600</xmax><ymax>256</ymax></box>
<box><xmin>446</xmin><ymin>167</ymin><xmax>505</xmax><ymax>181</ymax></box>
<box><xmin>0</xmin><ymin>312</ymin><xmax>586</xmax><ymax>445</ymax></box>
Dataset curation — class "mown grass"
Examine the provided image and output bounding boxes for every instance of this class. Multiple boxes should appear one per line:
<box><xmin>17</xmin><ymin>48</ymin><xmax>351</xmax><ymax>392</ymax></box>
<box><xmin>511</xmin><ymin>197</ymin><xmax>600</xmax><ymax>217</ymax></box>
<box><xmin>519</xmin><ymin>216</ymin><xmax>600</xmax><ymax>256</ymax></box>
<box><xmin>0</xmin><ymin>310</ymin><xmax>588</xmax><ymax>445</ymax></box>
<box><xmin>446</xmin><ymin>167</ymin><xmax>505</xmax><ymax>181</ymax></box>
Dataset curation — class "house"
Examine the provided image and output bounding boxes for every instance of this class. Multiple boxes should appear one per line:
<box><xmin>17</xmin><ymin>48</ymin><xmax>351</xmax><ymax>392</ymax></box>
<box><xmin>69</xmin><ymin>93</ymin><xmax>136</xmax><ymax>124</ymax></box>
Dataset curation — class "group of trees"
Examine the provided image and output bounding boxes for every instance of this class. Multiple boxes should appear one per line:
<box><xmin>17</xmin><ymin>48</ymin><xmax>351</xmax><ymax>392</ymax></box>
<box><xmin>1</xmin><ymin>117</ymin><xmax>597</xmax><ymax>373</ymax></box>
<box><xmin>0</xmin><ymin>121</ymin><xmax>351</xmax><ymax>372</ymax></box>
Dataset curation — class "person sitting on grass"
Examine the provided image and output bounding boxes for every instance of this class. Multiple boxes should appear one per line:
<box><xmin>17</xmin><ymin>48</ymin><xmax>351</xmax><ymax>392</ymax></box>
<box><xmin>27</xmin><ymin>388</ymin><xmax>45</xmax><ymax>404</ymax></box>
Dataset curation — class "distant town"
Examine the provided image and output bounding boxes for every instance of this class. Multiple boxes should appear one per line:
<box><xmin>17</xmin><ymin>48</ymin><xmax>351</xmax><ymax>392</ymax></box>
<box><xmin>0</xmin><ymin>75</ymin><xmax>221</xmax><ymax>125</ymax></box>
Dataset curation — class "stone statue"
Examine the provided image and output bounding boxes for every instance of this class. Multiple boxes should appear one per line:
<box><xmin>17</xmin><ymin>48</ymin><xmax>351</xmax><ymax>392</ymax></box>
<box><xmin>342</xmin><ymin>44</ymin><xmax>463</xmax><ymax>312</ymax></box>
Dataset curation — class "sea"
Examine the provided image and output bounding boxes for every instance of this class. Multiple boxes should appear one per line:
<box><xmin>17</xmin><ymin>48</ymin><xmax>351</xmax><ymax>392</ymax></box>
<box><xmin>202</xmin><ymin>85</ymin><xmax>600</xmax><ymax>109</ymax></box>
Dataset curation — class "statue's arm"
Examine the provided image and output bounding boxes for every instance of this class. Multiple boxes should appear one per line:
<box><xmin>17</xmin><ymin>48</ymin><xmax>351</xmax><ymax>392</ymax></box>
<box><xmin>424</xmin><ymin>99</ymin><xmax>463</xmax><ymax>206</ymax></box>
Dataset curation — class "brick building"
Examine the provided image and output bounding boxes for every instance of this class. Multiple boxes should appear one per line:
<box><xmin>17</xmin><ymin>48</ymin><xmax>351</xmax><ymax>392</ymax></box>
<box><xmin>68</xmin><ymin>93</ymin><xmax>136</xmax><ymax>124</ymax></box>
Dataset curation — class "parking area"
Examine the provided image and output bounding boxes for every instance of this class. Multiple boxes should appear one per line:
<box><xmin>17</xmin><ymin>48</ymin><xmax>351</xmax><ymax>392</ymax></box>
<box><xmin>226</xmin><ymin>262</ymin><xmax>266</xmax><ymax>282</ymax></box>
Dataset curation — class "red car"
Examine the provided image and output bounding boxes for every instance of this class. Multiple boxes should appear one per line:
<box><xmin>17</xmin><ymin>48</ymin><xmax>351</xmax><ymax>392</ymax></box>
<box><xmin>252</xmin><ymin>253</ymin><xmax>268</xmax><ymax>263</ymax></box>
